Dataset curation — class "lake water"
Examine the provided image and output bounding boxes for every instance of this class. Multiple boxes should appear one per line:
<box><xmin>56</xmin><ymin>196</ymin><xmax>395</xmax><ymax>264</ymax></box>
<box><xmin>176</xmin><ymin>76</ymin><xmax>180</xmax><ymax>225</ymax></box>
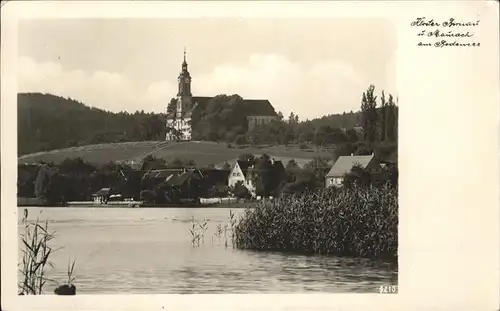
<box><xmin>17</xmin><ymin>207</ymin><xmax>398</xmax><ymax>294</ymax></box>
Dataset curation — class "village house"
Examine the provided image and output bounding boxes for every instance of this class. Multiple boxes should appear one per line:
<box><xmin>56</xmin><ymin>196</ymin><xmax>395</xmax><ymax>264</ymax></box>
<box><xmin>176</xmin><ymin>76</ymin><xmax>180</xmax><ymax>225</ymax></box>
<box><xmin>228</xmin><ymin>160</ymin><xmax>255</xmax><ymax>195</ymax></box>
<box><xmin>199</xmin><ymin>168</ymin><xmax>231</xmax><ymax>194</ymax></box>
<box><xmin>165</xmin><ymin>50</ymin><xmax>277</xmax><ymax>141</ymax></box>
<box><xmin>142</xmin><ymin>168</ymin><xmax>205</xmax><ymax>201</ymax></box>
<box><xmin>325</xmin><ymin>154</ymin><xmax>382</xmax><ymax>188</ymax></box>
<box><xmin>228</xmin><ymin>158</ymin><xmax>285</xmax><ymax>198</ymax></box>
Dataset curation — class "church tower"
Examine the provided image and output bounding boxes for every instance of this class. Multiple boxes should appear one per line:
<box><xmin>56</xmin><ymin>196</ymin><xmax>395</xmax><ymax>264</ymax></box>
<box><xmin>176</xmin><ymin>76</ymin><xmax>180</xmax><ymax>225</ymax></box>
<box><xmin>176</xmin><ymin>48</ymin><xmax>193</xmax><ymax>117</ymax></box>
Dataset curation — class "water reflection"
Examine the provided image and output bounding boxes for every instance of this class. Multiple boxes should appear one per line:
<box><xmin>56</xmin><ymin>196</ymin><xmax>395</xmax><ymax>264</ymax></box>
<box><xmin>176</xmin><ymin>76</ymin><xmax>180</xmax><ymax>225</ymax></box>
<box><xmin>18</xmin><ymin>207</ymin><xmax>397</xmax><ymax>294</ymax></box>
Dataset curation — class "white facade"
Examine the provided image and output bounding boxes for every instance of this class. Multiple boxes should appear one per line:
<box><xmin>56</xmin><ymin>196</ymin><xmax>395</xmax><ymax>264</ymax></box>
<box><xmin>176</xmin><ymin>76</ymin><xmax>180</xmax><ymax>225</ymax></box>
<box><xmin>166</xmin><ymin>51</ymin><xmax>194</xmax><ymax>141</ymax></box>
<box><xmin>228</xmin><ymin>161</ymin><xmax>256</xmax><ymax>197</ymax></box>
<box><xmin>228</xmin><ymin>162</ymin><xmax>246</xmax><ymax>188</ymax></box>
<box><xmin>166</xmin><ymin>116</ymin><xmax>192</xmax><ymax>140</ymax></box>
<box><xmin>165</xmin><ymin>51</ymin><xmax>276</xmax><ymax>141</ymax></box>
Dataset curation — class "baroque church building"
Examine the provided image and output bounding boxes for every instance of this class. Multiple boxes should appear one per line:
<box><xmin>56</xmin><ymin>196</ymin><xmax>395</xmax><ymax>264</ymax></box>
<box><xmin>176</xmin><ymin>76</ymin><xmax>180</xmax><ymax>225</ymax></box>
<box><xmin>165</xmin><ymin>51</ymin><xmax>278</xmax><ymax>141</ymax></box>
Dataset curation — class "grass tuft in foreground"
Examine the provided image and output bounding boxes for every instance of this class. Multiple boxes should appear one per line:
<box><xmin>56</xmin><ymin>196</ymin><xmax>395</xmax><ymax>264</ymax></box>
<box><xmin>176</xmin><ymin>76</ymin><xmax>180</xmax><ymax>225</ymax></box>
<box><xmin>18</xmin><ymin>217</ymin><xmax>77</xmax><ymax>295</ymax></box>
<box><xmin>233</xmin><ymin>185</ymin><xmax>398</xmax><ymax>261</ymax></box>
<box><xmin>18</xmin><ymin>218</ymin><xmax>57</xmax><ymax>295</ymax></box>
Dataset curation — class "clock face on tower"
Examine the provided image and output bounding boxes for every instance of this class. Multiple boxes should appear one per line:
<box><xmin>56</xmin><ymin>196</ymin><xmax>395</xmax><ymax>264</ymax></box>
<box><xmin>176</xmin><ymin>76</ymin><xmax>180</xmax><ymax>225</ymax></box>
<box><xmin>184</xmin><ymin>78</ymin><xmax>190</xmax><ymax>83</ymax></box>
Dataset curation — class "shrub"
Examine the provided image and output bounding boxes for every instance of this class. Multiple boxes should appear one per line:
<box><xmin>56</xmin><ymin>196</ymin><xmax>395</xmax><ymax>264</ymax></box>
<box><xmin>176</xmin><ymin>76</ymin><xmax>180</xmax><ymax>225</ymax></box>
<box><xmin>234</xmin><ymin>134</ymin><xmax>248</xmax><ymax>145</ymax></box>
<box><xmin>232</xmin><ymin>181</ymin><xmax>252</xmax><ymax>199</ymax></box>
<box><xmin>234</xmin><ymin>185</ymin><xmax>398</xmax><ymax>260</ymax></box>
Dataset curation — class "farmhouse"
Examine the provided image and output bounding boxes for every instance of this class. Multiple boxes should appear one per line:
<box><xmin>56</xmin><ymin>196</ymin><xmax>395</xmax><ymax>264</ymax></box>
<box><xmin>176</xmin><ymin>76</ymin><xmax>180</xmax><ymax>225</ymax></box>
<box><xmin>165</xmin><ymin>50</ymin><xmax>277</xmax><ymax>141</ymax></box>
<box><xmin>325</xmin><ymin>154</ymin><xmax>382</xmax><ymax>188</ymax></box>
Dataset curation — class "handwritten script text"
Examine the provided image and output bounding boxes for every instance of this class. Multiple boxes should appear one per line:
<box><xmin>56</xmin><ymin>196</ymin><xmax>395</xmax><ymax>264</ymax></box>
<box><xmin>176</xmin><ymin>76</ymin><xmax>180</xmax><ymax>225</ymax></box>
<box><xmin>411</xmin><ymin>17</ymin><xmax>481</xmax><ymax>48</ymax></box>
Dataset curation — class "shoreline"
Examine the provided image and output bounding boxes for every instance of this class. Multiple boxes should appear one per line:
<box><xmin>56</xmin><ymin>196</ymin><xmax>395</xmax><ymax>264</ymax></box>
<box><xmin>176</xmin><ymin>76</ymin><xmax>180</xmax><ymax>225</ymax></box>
<box><xmin>17</xmin><ymin>200</ymin><xmax>255</xmax><ymax>209</ymax></box>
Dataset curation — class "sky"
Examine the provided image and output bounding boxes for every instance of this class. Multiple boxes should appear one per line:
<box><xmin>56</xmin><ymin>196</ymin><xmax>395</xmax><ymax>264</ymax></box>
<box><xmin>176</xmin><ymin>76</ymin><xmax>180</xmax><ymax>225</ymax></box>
<box><xmin>18</xmin><ymin>18</ymin><xmax>398</xmax><ymax>120</ymax></box>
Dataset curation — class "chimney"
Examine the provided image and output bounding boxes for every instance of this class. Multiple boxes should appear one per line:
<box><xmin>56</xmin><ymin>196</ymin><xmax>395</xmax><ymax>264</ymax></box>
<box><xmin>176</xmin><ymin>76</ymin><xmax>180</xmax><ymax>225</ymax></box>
<box><xmin>271</xmin><ymin>158</ymin><xmax>275</xmax><ymax>164</ymax></box>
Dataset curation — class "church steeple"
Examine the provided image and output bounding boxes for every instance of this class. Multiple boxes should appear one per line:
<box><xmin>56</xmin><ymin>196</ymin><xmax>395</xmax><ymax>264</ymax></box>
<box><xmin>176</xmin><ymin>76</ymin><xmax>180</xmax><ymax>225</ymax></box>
<box><xmin>177</xmin><ymin>47</ymin><xmax>191</xmax><ymax>96</ymax></box>
<box><xmin>182</xmin><ymin>47</ymin><xmax>188</xmax><ymax>71</ymax></box>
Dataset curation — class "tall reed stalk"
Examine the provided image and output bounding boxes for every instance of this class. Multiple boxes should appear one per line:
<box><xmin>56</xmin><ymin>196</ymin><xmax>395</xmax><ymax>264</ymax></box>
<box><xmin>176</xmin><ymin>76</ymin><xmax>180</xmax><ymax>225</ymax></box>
<box><xmin>18</xmin><ymin>218</ymin><xmax>57</xmax><ymax>295</ymax></box>
<box><xmin>18</xmin><ymin>216</ymin><xmax>77</xmax><ymax>295</ymax></box>
<box><xmin>189</xmin><ymin>217</ymin><xmax>208</xmax><ymax>247</ymax></box>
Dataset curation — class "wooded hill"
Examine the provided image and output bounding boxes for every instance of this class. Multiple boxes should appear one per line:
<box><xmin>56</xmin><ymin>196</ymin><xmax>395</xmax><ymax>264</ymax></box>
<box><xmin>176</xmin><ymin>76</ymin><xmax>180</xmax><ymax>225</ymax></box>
<box><xmin>18</xmin><ymin>92</ymin><xmax>375</xmax><ymax>155</ymax></box>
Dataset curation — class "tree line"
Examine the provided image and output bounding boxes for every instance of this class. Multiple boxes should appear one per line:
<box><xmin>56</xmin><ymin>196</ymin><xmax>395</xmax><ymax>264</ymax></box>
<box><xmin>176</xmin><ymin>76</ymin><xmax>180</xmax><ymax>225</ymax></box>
<box><xmin>19</xmin><ymin>150</ymin><xmax>397</xmax><ymax>206</ymax></box>
<box><xmin>18</xmin><ymin>86</ymin><xmax>397</xmax><ymax>157</ymax></box>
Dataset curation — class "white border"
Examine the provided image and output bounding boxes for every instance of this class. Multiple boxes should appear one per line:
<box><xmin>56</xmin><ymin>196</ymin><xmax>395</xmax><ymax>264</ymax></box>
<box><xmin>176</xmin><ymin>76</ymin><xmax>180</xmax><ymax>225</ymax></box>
<box><xmin>2</xmin><ymin>1</ymin><xmax>499</xmax><ymax>310</ymax></box>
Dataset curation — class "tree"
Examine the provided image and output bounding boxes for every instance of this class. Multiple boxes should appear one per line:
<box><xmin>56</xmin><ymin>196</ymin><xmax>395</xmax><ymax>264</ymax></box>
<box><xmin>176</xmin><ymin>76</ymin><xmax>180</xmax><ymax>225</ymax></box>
<box><xmin>221</xmin><ymin>161</ymin><xmax>231</xmax><ymax>170</ymax></box>
<box><xmin>252</xmin><ymin>154</ymin><xmax>275</xmax><ymax>198</ymax></box>
<box><xmin>141</xmin><ymin>155</ymin><xmax>166</xmax><ymax>171</ymax></box>
<box><xmin>153</xmin><ymin>182</ymin><xmax>170</xmax><ymax>204</ymax></box>
<box><xmin>286</xmin><ymin>159</ymin><xmax>299</xmax><ymax>170</ymax></box>
<box><xmin>386</xmin><ymin>163</ymin><xmax>398</xmax><ymax>188</ymax></box>
<box><xmin>34</xmin><ymin>164</ymin><xmax>66</xmax><ymax>204</ymax></box>
<box><xmin>34</xmin><ymin>164</ymin><xmax>51</xmax><ymax>201</ymax></box>
<box><xmin>238</xmin><ymin>153</ymin><xmax>255</xmax><ymax>163</ymax></box>
<box><xmin>345</xmin><ymin>128</ymin><xmax>359</xmax><ymax>142</ymax></box>
<box><xmin>354</xmin><ymin>141</ymin><xmax>373</xmax><ymax>155</ymax></box>
<box><xmin>169</xmin><ymin>157</ymin><xmax>195</xmax><ymax>168</ymax></box>
<box><xmin>304</xmin><ymin>157</ymin><xmax>330</xmax><ymax>188</ymax></box>
<box><xmin>277</xmin><ymin>111</ymin><xmax>284</xmax><ymax>121</ymax></box>
<box><xmin>334</xmin><ymin>142</ymin><xmax>355</xmax><ymax>161</ymax></box>
<box><xmin>232</xmin><ymin>181</ymin><xmax>251</xmax><ymax>199</ymax></box>
<box><xmin>281</xmin><ymin>168</ymin><xmax>320</xmax><ymax>196</ymax></box>
<box><xmin>298</xmin><ymin>131</ymin><xmax>313</xmax><ymax>144</ymax></box>
<box><xmin>234</xmin><ymin>134</ymin><xmax>248</xmax><ymax>145</ymax></box>
<box><xmin>380</xmin><ymin>90</ymin><xmax>388</xmax><ymax>141</ymax></box>
<box><xmin>167</xmin><ymin>98</ymin><xmax>177</xmax><ymax>115</ymax></box>
<box><xmin>361</xmin><ymin>85</ymin><xmax>378</xmax><ymax>144</ymax></box>
<box><xmin>385</xmin><ymin>94</ymin><xmax>398</xmax><ymax>142</ymax></box>
<box><xmin>208</xmin><ymin>184</ymin><xmax>229</xmax><ymax>198</ymax></box>
<box><xmin>342</xmin><ymin>163</ymin><xmax>372</xmax><ymax>188</ymax></box>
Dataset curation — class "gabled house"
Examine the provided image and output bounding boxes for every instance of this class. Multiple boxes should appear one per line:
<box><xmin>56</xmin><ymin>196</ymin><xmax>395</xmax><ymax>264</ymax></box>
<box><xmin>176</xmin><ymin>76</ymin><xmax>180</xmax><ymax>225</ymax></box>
<box><xmin>325</xmin><ymin>154</ymin><xmax>382</xmax><ymax>188</ymax></box>
<box><xmin>142</xmin><ymin>168</ymin><xmax>204</xmax><ymax>201</ymax></box>
<box><xmin>228</xmin><ymin>160</ymin><xmax>253</xmax><ymax>189</ymax></box>
<box><xmin>199</xmin><ymin>168</ymin><xmax>231</xmax><ymax>196</ymax></box>
<box><xmin>229</xmin><ymin>158</ymin><xmax>286</xmax><ymax>198</ymax></box>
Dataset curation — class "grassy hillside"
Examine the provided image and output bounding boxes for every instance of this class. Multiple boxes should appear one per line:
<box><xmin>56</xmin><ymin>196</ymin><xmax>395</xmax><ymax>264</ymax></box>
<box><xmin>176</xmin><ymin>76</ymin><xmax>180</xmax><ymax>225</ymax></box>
<box><xmin>18</xmin><ymin>141</ymin><xmax>334</xmax><ymax>168</ymax></box>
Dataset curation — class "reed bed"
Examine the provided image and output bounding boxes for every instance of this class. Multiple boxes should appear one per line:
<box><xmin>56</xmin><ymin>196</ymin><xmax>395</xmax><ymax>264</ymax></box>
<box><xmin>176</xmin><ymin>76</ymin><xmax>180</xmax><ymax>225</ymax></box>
<box><xmin>233</xmin><ymin>185</ymin><xmax>398</xmax><ymax>261</ymax></box>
